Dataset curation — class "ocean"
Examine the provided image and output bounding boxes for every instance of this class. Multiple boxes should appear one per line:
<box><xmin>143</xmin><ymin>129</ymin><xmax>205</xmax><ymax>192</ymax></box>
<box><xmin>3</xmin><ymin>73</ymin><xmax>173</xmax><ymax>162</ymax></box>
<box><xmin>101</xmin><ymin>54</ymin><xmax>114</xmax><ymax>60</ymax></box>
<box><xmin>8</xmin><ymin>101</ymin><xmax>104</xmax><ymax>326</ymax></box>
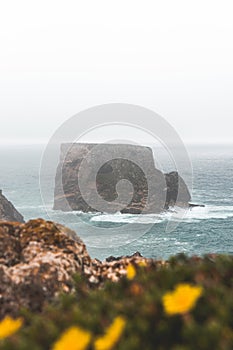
<box><xmin>0</xmin><ymin>144</ymin><xmax>232</xmax><ymax>261</ymax></box>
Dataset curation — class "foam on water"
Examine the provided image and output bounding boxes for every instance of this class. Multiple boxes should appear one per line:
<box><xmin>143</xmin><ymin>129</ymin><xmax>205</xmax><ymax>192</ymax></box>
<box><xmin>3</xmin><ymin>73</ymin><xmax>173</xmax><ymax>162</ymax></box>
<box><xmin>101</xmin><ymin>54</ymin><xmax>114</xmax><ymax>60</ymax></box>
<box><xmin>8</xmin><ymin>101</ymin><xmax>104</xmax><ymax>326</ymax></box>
<box><xmin>89</xmin><ymin>205</ymin><xmax>233</xmax><ymax>224</ymax></box>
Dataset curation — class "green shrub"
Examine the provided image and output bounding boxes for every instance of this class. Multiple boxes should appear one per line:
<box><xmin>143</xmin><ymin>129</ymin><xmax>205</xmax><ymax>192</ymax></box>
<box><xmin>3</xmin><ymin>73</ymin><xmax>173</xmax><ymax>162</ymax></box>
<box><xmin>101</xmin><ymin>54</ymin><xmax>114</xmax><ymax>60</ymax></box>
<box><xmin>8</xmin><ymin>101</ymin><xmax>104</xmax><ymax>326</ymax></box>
<box><xmin>1</xmin><ymin>254</ymin><xmax>233</xmax><ymax>350</ymax></box>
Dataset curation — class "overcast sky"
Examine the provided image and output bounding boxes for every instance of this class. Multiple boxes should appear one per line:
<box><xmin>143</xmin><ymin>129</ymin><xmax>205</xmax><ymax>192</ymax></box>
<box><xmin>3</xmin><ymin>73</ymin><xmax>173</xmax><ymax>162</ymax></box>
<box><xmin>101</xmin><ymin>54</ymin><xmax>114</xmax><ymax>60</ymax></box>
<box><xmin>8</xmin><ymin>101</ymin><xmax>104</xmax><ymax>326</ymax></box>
<box><xmin>0</xmin><ymin>1</ymin><xmax>233</xmax><ymax>145</ymax></box>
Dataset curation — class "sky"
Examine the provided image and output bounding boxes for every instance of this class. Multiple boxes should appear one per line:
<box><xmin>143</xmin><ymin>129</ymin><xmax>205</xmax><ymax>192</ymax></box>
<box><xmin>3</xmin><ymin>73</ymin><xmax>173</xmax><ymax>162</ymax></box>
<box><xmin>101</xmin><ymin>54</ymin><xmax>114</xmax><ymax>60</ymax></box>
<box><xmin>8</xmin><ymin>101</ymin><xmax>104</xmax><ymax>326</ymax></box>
<box><xmin>0</xmin><ymin>0</ymin><xmax>233</xmax><ymax>145</ymax></box>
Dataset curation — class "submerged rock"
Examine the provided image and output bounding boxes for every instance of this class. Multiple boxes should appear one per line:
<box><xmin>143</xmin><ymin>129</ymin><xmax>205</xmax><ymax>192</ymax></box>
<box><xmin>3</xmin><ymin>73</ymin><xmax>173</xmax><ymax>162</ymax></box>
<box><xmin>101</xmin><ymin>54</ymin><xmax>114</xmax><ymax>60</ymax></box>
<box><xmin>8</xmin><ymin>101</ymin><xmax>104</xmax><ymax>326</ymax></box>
<box><xmin>0</xmin><ymin>190</ymin><xmax>24</xmax><ymax>222</ymax></box>
<box><xmin>54</xmin><ymin>143</ymin><xmax>191</xmax><ymax>213</ymax></box>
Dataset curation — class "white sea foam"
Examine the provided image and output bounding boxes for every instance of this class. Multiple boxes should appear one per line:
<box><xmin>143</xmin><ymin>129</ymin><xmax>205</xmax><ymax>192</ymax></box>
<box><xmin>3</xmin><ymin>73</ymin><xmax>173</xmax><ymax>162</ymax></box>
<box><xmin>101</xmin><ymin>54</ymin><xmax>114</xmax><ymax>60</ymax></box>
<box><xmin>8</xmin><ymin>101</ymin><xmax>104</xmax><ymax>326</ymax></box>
<box><xmin>90</xmin><ymin>212</ymin><xmax>164</xmax><ymax>224</ymax></box>
<box><xmin>90</xmin><ymin>205</ymin><xmax>233</xmax><ymax>224</ymax></box>
<box><xmin>183</xmin><ymin>205</ymin><xmax>233</xmax><ymax>221</ymax></box>
<box><xmin>17</xmin><ymin>204</ymin><xmax>46</xmax><ymax>209</ymax></box>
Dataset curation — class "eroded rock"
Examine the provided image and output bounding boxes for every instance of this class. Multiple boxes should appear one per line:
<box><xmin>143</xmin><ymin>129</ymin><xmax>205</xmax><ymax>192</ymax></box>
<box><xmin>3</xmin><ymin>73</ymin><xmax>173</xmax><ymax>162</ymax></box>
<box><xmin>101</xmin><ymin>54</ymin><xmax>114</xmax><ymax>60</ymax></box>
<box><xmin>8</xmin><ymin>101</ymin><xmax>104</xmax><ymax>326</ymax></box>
<box><xmin>54</xmin><ymin>143</ymin><xmax>191</xmax><ymax>213</ymax></box>
<box><xmin>0</xmin><ymin>219</ymin><xmax>160</xmax><ymax>318</ymax></box>
<box><xmin>165</xmin><ymin>171</ymin><xmax>191</xmax><ymax>208</ymax></box>
<box><xmin>0</xmin><ymin>190</ymin><xmax>24</xmax><ymax>222</ymax></box>
<box><xmin>0</xmin><ymin>219</ymin><xmax>91</xmax><ymax>318</ymax></box>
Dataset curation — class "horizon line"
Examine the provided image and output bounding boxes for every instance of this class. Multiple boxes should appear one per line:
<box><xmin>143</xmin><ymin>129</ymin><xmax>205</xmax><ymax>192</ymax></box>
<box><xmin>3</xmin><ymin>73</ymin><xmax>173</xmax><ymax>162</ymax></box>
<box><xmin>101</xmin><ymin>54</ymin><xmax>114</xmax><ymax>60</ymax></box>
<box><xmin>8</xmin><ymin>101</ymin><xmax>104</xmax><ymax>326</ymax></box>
<box><xmin>0</xmin><ymin>139</ymin><xmax>233</xmax><ymax>146</ymax></box>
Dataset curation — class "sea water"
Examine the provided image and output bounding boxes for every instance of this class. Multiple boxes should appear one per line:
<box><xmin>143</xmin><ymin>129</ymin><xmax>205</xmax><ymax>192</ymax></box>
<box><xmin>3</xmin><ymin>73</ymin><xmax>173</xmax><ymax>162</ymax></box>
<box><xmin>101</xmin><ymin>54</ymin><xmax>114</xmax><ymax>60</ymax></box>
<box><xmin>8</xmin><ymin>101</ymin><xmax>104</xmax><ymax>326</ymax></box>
<box><xmin>0</xmin><ymin>144</ymin><xmax>232</xmax><ymax>261</ymax></box>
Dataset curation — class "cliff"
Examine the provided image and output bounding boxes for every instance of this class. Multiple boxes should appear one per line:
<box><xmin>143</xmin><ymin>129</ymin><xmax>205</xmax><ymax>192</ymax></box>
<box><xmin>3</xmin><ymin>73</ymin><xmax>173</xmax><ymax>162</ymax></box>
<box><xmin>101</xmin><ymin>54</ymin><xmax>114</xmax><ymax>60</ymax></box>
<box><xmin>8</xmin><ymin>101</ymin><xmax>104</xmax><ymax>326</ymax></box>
<box><xmin>0</xmin><ymin>219</ymin><xmax>90</xmax><ymax>317</ymax></box>
<box><xmin>165</xmin><ymin>171</ymin><xmax>191</xmax><ymax>209</ymax></box>
<box><xmin>0</xmin><ymin>218</ymin><xmax>152</xmax><ymax>317</ymax></box>
<box><xmin>0</xmin><ymin>190</ymin><xmax>24</xmax><ymax>222</ymax></box>
<box><xmin>54</xmin><ymin>143</ymin><xmax>191</xmax><ymax>213</ymax></box>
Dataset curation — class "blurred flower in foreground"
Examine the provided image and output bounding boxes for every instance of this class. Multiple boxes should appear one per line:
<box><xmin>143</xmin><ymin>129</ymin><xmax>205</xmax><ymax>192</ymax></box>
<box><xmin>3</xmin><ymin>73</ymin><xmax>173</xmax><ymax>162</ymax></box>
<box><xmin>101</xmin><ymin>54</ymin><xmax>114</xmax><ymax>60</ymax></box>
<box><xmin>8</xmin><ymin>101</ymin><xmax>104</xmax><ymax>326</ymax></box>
<box><xmin>94</xmin><ymin>316</ymin><xmax>126</xmax><ymax>350</ymax></box>
<box><xmin>0</xmin><ymin>316</ymin><xmax>23</xmax><ymax>340</ymax></box>
<box><xmin>130</xmin><ymin>282</ymin><xmax>143</xmax><ymax>296</ymax></box>
<box><xmin>162</xmin><ymin>283</ymin><xmax>203</xmax><ymax>315</ymax></box>
<box><xmin>137</xmin><ymin>260</ymin><xmax>147</xmax><ymax>267</ymax></box>
<box><xmin>52</xmin><ymin>326</ymin><xmax>91</xmax><ymax>350</ymax></box>
<box><xmin>126</xmin><ymin>264</ymin><xmax>136</xmax><ymax>280</ymax></box>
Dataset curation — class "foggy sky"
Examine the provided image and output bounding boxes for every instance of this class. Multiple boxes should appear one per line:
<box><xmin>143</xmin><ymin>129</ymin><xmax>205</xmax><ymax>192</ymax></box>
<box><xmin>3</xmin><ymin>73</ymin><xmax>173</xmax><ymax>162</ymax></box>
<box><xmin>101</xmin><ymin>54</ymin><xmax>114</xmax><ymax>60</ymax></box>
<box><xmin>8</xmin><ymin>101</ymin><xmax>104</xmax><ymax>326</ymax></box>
<box><xmin>0</xmin><ymin>1</ymin><xmax>233</xmax><ymax>145</ymax></box>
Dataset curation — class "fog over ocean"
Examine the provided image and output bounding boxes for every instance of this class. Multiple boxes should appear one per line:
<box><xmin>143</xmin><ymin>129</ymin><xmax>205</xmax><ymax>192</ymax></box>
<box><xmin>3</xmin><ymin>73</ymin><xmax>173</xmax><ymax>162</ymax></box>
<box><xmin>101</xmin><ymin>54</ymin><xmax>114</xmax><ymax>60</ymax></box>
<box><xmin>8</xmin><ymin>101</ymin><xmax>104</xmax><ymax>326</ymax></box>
<box><xmin>0</xmin><ymin>144</ymin><xmax>232</xmax><ymax>261</ymax></box>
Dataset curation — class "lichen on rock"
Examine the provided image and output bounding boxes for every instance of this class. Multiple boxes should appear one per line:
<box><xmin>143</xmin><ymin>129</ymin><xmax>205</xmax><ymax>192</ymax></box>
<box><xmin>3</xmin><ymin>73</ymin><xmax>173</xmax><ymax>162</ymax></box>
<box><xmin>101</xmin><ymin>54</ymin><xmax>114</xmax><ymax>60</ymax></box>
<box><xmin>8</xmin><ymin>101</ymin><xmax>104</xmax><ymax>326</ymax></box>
<box><xmin>0</xmin><ymin>219</ymin><xmax>91</xmax><ymax>318</ymax></box>
<box><xmin>0</xmin><ymin>219</ymin><xmax>159</xmax><ymax>319</ymax></box>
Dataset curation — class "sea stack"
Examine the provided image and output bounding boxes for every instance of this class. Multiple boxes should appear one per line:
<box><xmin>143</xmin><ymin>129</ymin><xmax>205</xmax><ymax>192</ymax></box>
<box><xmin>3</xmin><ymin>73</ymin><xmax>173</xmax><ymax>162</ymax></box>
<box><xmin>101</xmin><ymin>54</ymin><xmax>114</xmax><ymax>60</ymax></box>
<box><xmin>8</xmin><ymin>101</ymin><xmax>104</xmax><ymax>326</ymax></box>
<box><xmin>54</xmin><ymin>143</ymin><xmax>191</xmax><ymax>214</ymax></box>
<box><xmin>0</xmin><ymin>190</ymin><xmax>24</xmax><ymax>222</ymax></box>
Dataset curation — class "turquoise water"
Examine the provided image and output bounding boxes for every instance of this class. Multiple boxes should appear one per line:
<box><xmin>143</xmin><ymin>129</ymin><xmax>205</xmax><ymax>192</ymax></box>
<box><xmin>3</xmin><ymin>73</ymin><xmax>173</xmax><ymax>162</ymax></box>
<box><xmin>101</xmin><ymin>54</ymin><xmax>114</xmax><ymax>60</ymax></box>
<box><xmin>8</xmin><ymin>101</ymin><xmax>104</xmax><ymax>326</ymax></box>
<box><xmin>0</xmin><ymin>144</ymin><xmax>232</xmax><ymax>261</ymax></box>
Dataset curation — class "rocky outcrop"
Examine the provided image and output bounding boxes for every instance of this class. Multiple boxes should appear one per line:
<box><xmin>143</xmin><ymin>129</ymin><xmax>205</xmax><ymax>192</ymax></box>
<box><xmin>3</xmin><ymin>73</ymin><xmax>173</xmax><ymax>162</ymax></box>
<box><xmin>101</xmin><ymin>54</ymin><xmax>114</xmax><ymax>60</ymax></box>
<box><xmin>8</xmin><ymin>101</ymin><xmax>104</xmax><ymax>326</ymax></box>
<box><xmin>165</xmin><ymin>172</ymin><xmax>191</xmax><ymax>209</ymax></box>
<box><xmin>0</xmin><ymin>219</ymin><xmax>91</xmax><ymax>318</ymax></box>
<box><xmin>0</xmin><ymin>219</ymin><xmax>158</xmax><ymax>318</ymax></box>
<box><xmin>105</xmin><ymin>251</ymin><xmax>143</xmax><ymax>262</ymax></box>
<box><xmin>0</xmin><ymin>190</ymin><xmax>24</xmax><ymax>222</ymax></box>
<box><xmin>2</xmin><ymin>218</ymin><xmax>218</xmax><ymax>319</ymax></box>
<box><xmin>54</xmin><ymin>143</ymin><xmax>191</xmax><ymax>213</ymax></box>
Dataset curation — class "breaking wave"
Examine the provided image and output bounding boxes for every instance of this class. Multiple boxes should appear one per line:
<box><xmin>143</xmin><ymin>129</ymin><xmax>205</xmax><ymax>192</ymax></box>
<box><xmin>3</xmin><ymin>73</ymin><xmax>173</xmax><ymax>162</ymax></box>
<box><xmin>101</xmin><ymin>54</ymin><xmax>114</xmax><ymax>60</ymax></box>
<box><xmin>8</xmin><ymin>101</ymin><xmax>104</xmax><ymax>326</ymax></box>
<box><xmin>90</xmin><ymin>205</ymin><xmax>233</xmax><ymax>224</ymax></box>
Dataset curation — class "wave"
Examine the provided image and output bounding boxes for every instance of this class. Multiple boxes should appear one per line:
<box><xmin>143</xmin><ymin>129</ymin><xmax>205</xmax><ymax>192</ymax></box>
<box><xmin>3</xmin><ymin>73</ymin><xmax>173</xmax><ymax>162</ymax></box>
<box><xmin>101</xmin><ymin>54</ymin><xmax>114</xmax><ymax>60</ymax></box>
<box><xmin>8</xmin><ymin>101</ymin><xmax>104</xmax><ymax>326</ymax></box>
<box><xmin>17</xmin><ymin>204</ymin><xmax>233</xmax><ymax>224</ymax></box>
<box><xmin>90</xmin><ymin>212</ymin><xmax>164</xmax><ymax>224</ymax></box>
<box><xmin>90</xmin><ymin>205</ymin><xmax>233</xmax><ymax>224</ymax></box>
<box><xmin>184</xmin><ymin>205</ymin><xmax>233</xmax><ymax>220</ymax></box>
<box><xmin>17</xmin><ymin>204</ymin><xmax>46</xmax><ymax>209</ymax></box>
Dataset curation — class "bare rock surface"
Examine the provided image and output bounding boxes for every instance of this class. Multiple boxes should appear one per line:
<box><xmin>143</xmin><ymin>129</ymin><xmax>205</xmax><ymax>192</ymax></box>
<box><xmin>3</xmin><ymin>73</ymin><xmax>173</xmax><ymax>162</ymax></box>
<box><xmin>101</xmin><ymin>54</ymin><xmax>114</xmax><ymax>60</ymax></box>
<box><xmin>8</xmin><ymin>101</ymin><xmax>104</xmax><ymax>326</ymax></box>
<box><xmin>165</xmin><ymin>171</ymin><xmax>191</xmax><ymax>208</ymax></box>
<box><xmin>0</xmin><ymin>219</ymin><xmax>160</xmax><ymax>318</ymax></box>
<box><xmin>54</xmin><ymin>143</ymin><xmax>191</xmax><ymax>214</ymax></box>
<box><xmin>0</xmin><ymin>219</ymin><xmax>91</xmax><ymax>318</ymax></box>
<box><xmin>0</xmin><ymin>190</ymin><xmax>24</xmax><ymax>222</ymax></box>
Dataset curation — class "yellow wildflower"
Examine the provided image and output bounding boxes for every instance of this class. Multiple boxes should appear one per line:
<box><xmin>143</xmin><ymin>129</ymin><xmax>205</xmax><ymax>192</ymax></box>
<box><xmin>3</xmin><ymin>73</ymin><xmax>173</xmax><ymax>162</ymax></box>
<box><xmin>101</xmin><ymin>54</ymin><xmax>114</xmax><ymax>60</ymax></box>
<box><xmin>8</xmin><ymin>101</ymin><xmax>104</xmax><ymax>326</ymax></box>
<box><xmin>94</xmin><ymin>316</ymin><xmax>126</xmax><ymax>350</ymax></box>
<box><xmin>52</xmin><ymin>326</ymin><xmax>91</xmax><ymax>350</ymax></box>
<box><xmin>162</xmin><ymin>283</ymin><xmax>203</xmax><ymax>315</ymax></box>
<box><xmin>126</xmin><ymin>264</ymin><xmax>136</xmax><ymax>280</ymax></box>
<box><xmin>137</xmin><ymin>260</ymin><xmax>147</xmax><ymax>267</ymax></box>
<box><xmin>0</xmin><ymin>316</ymin><xmax>23</xmax><ymax>340</ymax></box>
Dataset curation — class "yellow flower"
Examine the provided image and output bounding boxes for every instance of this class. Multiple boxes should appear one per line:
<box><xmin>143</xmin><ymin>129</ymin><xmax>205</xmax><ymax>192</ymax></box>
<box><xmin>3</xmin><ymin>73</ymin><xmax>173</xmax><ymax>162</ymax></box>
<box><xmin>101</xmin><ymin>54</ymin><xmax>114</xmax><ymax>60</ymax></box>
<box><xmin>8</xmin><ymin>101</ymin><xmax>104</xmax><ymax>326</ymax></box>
<box><xmin>0</xmin><ymin>316</ymin><xmax>23</xmax><ymax>340</ymax></box>
<box><xmin>52</xmin><ymin>326</ymin><xmax>91</xmax><ymax>350</ymax></box>
<box><xmin>137</xmin><ymin>260</ymin><xmax>147</xmax><ymax>267</ymax></box>
<box><xmin>162</xmin><ymin>283</ymin><xmax>203</xmax><ymax>315</ymax></box>
<box><xmin>126</xmin><ymin>264</ymin><xmax>136</xmax><ymax>280</ymax></box>
<box><xmin>94</xmin><ymin>316</ymin><xmax>126</xmax><ymax>350</ymax></box>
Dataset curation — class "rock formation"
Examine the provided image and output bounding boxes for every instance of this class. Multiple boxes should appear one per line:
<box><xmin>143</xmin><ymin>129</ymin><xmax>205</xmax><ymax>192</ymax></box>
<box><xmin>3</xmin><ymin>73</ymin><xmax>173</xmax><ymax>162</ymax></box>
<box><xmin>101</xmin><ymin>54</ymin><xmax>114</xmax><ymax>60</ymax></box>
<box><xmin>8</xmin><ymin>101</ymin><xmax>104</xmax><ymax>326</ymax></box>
<box><xmin>1</xmin><ymin>218</ymin><xmax>216</xmax><ymax>319</ymax></box>
<box><xmin>0</xmin><ymin>190</ymin><xmax>24</xmax><ymax>222</ymax></box>
<box><xmin>54</xmin><ymin>143</ymin><xmax>191</xmax><ymax>213</ymax></box>
<box><xmin>0</xmin><ymin>219</ymin><xmax>156</xmax><ymax>318</ymax></box>
<box><xmin>0</xmin><ymin>219</ymin><xmax>90</xmax><ymax>318</ymax></box>
<box><xmin>165</xmin><ymin>171</ymin><xmax>191</xmax><ymax>209</ymax></box>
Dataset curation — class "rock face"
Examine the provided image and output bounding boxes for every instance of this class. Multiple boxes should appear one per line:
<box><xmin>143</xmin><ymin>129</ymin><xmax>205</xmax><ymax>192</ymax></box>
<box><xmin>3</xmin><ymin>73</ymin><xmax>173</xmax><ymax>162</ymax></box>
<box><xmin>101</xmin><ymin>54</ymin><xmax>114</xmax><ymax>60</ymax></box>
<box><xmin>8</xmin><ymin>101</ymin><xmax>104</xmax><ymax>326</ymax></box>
<box><xmin>0</xmin><ymin>218</ymin><xmax>158</xmax><ymax>318</ymax></box>
<box><xmin>0</xmin><ymin>219</ymin><xmax>91</xmax><ymax>318</ymax></box>
<box><xmin>54</xmin><ymin>143</ymin><xmax>191</xmax><ymax>213</ymax></box>
<box><xmin>165</xmin><ymin>172</ymin><xmax>191</xmax><ymax>209</ymax></box>
<box><xmin>0</xmin><ymin>190</ymin><xmax>24</xmax><ymax>222</ymax></box>
<box><xmin>1</xmin><ymin>218</ymin><xmax>214</xmax><ymax>319</ymax></box>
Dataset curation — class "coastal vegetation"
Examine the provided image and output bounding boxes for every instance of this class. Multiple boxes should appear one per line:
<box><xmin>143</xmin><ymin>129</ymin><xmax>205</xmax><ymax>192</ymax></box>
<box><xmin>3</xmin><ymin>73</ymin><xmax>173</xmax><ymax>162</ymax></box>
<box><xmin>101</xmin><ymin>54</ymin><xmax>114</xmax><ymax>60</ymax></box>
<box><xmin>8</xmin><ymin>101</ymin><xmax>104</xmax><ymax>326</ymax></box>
<box><xmin>1</xmin><ymin>253</ymin><xmax>233</xmax><ymax>350</ymax></box>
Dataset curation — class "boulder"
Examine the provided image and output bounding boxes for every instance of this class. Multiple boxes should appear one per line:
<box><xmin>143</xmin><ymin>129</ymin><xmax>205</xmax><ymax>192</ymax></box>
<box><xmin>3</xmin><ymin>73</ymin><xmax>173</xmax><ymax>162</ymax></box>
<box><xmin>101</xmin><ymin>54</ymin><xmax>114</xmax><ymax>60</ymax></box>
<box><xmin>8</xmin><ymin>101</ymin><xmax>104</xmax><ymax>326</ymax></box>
<box><xmin>0</xmin><ymin>190</ymin><xmax>24</xmax><ymax>222</ymax></box>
